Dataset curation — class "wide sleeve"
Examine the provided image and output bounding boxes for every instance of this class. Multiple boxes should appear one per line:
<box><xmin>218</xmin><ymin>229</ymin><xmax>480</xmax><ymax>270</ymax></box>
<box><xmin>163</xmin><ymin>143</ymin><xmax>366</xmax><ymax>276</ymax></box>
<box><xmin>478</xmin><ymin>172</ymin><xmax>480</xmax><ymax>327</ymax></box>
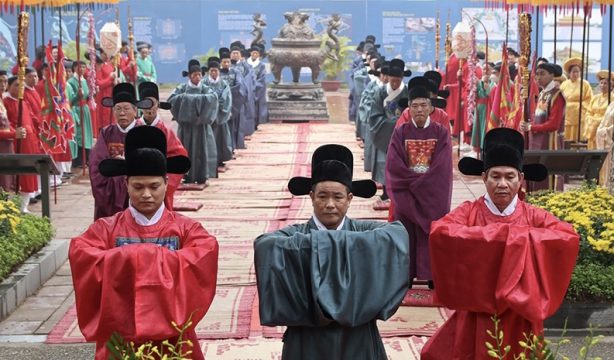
<box><xmin>217</xmin><ymin>83</ymin><xmax>233</xmax><ymax>124</ymax></box>
<box><xmin>88</xmin><ymin>131</ymin><xmax>126</xmax><ymax>217</ymax></box>
<box><xmin>385</xmin><ymin>125</ymin><xmax>453</xmax><ymax>234</ymax></box>
<box><xmin>429</xmin><ymin>203</ymin><xmax>580</xmax><ymax>322</ymax></box>
<box><xmin>68</xmin><ymin>219</ymin><xmax>219</xmax><ymax>342</ymax></box>
<box><xmin>254</xmin><ymin>221</ymin><xmax>410</xmax><ymax>328</ymax></box>
<box><xmin>368</xmin><ymin>89</ymin><xmax>396</xmax><ymax>151</ymax></box>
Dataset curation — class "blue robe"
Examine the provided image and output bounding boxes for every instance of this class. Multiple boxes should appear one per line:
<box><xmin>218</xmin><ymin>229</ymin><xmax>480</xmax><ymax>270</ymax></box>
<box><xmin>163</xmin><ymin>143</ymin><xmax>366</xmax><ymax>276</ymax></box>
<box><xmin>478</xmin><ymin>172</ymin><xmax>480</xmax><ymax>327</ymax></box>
<box><xmin>202</xmin><ymin>75</ymin><xmax>233</xmax><ymax>164</ymax></box>
<box><xmin>249</xmin><ymin>60</ymin><xmax>268</xmax><ymax>127</ymax></box>
<box><xmin>221</xmin><ymin>67</ymin><xmax>247</xmax><ymax>149</ymax></box>
<box><xmin>167</xmin><ymin>82</ymin><xmax>219</xmax><ymax>183</ymax></box>
<box><xmin>235</xmin><ymin>61</ymin><xmax>256</xmax><ymax>137</ymax></box>
<box><xmin>255</xmin><ymin>218</ymin><xmax>409</xmax><ymax>360</ymax></box>
<box><xmin>368</xmin><ymin>85</ymin><xmax>409</xmax><ymax>185</ymax></box>
<box><xmin>353</xmin><ymin>67</ymin><xmax>369</xmax><ymax>138</ymax></box>
<box><xmin>357</xmin><ymin>79</ymin><xmax>382</xmax><ymax>172</ymax></box>
<box><xmin>348</xmin><ymin>55</ymin><xmax>365</xmax><ymax>123</ymax></box>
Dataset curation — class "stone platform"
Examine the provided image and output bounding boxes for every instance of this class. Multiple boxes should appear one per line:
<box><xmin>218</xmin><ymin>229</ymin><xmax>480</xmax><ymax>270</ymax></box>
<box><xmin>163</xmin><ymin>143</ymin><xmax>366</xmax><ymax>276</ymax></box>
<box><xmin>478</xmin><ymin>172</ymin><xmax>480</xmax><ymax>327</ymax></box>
<box><xmin>267</xmin><ymin>83</ymin><xmax>329</xmax><ymax>123</ymax></box>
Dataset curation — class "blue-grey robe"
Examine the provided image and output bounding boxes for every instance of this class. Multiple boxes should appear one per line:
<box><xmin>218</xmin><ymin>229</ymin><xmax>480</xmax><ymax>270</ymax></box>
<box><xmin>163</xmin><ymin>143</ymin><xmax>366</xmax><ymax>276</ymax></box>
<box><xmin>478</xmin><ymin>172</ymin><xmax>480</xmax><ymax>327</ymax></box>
<box><xmin>235</xmin><ymin>61</ymin><xmax>256</xmax><ymax>137</ymax></box>
<box><xmin>167</xmin><ymin>82</ymin><xmax>219</xmax><ymax>183</ymax></box>
<box><xmin>348</xmin><ymin>55</ymin><xmax>365</xmax><ymax>123</ymax></box>
<box><xmin>357</xmin><ymin>78</ymin><xmax>383</xmax><ymax>172</ymax></box>
<box><xmin>352</xmin><ymin>67</ymin><xmax>369</xmax><ymax>138</ymax></box>
<box><xmin>250</xmin><ymin>61</ymin><xmax>268</xmax><ymax>127</ymax></box>
<box><xmin>221</xmin><ymin>67</ymin><xmax>247</xmax><ymax>149</ymax></box>
<box><xmin>202</xmin><ymin>75</ymin><xmax>233</xmax><ymax>164</ymax></box>
<box><xmin>368</xmin><ymin>85</ymin><xmax>409</xmax><ymax>185</ymax></box>
<box><xmin>255</xmin><ymin>218</ymin><xmax>409</xmax><ymax>360</ymax></box>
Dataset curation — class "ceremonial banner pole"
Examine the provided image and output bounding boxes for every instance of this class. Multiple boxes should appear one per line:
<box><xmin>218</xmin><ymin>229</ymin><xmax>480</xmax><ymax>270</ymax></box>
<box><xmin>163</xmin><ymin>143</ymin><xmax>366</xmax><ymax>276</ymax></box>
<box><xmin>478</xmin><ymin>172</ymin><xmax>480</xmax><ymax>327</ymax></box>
<box><xmin>115</xmin><ymin>7</ymin><xmax>121</xmax><ymax>80</ymax></box>
<box><xmin>435</xmin><ymin>10</ymin><xmax>440</xmax><ymax>70</ymax></box>
<box><xmin>76</xmin><ymin>3</ymin><xmax>87</xmax><ymax>176</ymax></box>
<box><xmin>577</xmin><ymin>7</ymin><xmax>588</xmax><ymax>144</ymax></box>
<box><xmin>569</xmin><ymin>8</ymin><xmax>575</xmax><ymax>58</ymax></box>
<box><xmin>128</xmin><ymin>6</ymin><xmax>137</xmax><ymax>89</ymax></box>
<box><xmin>554</xmin><ymin>6</ymin><xmax>558</xmax><ymax>63</ymax></box>
<box><xmin>609</xmin><ymin>5</ymin><xmax>612</xmax><ymax>105</ymax></box>
<box><xmin>519</xmin><ymin>13</ymin><xmax>532</xmax><ymax>147</ymax></box>
<box><xmin>15</xmin><ymin>7</ymin><xmax>30</xmax><ymax>194</ymax></box>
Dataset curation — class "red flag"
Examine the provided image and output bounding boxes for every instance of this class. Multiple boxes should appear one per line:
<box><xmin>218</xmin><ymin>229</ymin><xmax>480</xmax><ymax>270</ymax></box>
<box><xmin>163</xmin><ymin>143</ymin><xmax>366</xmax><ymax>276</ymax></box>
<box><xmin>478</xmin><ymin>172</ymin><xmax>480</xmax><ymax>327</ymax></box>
<box><xmin>39</xmin><ymin>41</ymin><xmax>75</xmax><ymax>155</ymax></box>
<box><xmin>487</xmin><ymin>46</ymin><xmax>513</xmax><ymax>131</ymax></box>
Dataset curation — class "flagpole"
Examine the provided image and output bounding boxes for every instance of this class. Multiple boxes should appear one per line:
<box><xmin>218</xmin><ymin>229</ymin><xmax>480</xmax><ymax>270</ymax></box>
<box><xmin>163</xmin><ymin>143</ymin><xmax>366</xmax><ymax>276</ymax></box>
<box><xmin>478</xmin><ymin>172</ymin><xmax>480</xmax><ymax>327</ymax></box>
<box><xmin>15</xmin><ymin>6</ymin><xmax>30</xmax><ymax>195</ymax></box>
<box><xmin>76</xmin><ymin>3</ymin><xmax>86</xmax><ymax>176</ymax></box>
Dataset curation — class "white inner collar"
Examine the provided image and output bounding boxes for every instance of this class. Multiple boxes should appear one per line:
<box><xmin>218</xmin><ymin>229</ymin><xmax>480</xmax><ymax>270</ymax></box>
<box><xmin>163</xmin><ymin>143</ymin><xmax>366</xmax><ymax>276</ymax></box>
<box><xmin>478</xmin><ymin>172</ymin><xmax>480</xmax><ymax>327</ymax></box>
<box><xmin>312</xmin><ymin>214</ymin><xmax>346</xmax><ymax>231</ymax></box>
<box><xmin>129</xmin><ymin>201</ymin><xmax>165</xmax><ymax>226</ymax></box>
<box><xmin>483</xmin><ymin>194</ymin><xmax>518</xmax><ymax>217</ymax></box>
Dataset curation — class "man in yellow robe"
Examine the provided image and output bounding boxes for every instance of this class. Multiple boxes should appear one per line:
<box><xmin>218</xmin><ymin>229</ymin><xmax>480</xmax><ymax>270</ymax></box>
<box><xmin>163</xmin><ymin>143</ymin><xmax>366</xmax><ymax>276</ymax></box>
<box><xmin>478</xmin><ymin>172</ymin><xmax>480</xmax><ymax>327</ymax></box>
<box><xmin>560</xmin><ymin>57</ymin><xmax>593</xmax><ymax>142</ymax></box>
<box><xmin>585</xmin><ymin>70</ymin><xmax>614</xmax><ymax>149</ymax></box>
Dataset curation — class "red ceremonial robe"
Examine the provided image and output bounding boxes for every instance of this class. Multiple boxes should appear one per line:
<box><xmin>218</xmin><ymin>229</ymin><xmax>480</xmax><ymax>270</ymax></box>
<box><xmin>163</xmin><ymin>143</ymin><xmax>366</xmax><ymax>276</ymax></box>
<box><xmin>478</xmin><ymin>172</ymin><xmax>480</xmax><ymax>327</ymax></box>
<box><xmin>385</xmin><ymin>120</ymin><xmax>452</xmax><ymax>280</ymax></box>
<box><xmin>95</xmin><ymin>62</ymin><xmax>116</xmax><ymax>132</ymax></box>
<box><xmin>89</xmin><ymin>120</ymin><xmax>144</xmax><ymax>220</ymax></box>
<box><xmin>24</xmin><ymin>86</ymin><xmax>42</xmax><ymax>135</ymax></box>
<box><xmin>444</xmin><ymin>54</ymin><xmax>460</xmax><ymax>126</ymax></box>
<box><xmin>421</xmin><ymin>198</ymin><xmax>579</xmax><ymax>360</ymax></box>
<box><xmin>3</xmin><ymin>95</ymin><xmax>40</xmax><ymax>192</ymax></box>
<box><xmin>142</xmin><ymin>116</ymin><xmax>189</xmax><ymax>209</ymax></box>
<box><xmin>69</xmin><ymin>208</ymin><xmax>219</xmax><ymax>360</ymax></box>
<box><xmin>120</xmin><ymin>55</ymin><xmax>137</xmax><ymax>84</ymax></box>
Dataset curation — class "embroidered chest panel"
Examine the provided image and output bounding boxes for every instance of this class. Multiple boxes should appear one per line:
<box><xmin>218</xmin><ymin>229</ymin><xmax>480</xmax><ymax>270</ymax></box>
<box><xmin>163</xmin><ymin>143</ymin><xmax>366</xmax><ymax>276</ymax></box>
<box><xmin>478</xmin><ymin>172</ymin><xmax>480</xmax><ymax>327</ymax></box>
<box><xmin>107</xmin><ymin>142</ymin><xmax>125</xmax><ymax>158</ymax></box>
<box><xmin>115</xmin><ymin>236</ymin><xmax>180</xmax><ymax>251</ymax></box>
<box><xmin>405</xmin><ymin>139</ymin><xmax>437</xmax><ymax>173</ymax></box>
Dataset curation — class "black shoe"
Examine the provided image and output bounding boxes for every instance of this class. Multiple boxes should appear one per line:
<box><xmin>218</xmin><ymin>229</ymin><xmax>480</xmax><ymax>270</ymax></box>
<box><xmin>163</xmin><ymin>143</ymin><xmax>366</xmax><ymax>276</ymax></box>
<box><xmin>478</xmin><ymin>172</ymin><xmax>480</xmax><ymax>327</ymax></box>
<box><xmin>29</xmin><ymin>198</ymin><xmax>39</xmax><ymax>205</ymax></box>
<box><xmin>35</xmin><ymin>194</ymin><xmax>42</xmax><ymax>200</ymax></box>
<box><xmin>428</xmin><ymin>280</ymin><xmax>434</xmax><ymax>290</ymax></box>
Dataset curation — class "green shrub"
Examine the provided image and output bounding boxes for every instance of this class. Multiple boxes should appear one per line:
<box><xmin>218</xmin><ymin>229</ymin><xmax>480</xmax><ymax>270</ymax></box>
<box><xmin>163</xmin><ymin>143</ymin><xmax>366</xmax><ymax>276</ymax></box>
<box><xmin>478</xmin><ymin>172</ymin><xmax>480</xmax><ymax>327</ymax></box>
<box><xmin>566</xmin><ymin>263</ymin><xmax>614</xmax><ymax>303</ymax></box>
<box><xmin>0</xmin><ymin>194</ymin><xmax>54</xmax><ymax>281</ymax></box>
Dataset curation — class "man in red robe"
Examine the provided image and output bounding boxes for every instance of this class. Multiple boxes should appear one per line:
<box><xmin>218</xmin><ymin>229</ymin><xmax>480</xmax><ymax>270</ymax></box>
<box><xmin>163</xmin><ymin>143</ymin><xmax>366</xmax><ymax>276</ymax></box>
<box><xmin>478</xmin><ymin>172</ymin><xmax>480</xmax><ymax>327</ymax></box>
<box><xmin>386</xmin><ymin>86</ymin><xmax>452</xmax><ymax>288</ymax></box>
<box><xmin>23</xmin><ymin>68</ymin><xmax>42</xmax><ymax>138</ymax></box>
<box><xmin>94</xmin><ymin>49</ymin><xmax>119</xmax><ymax>132</ymax></box>
<box><xmin>70</xmin><ymin>125</ymin><xmax>216</xmax><ymax>360</ymax></box>
<box><xmin>89</xmin><ymin>83</ymin><xmax>149</xmax><ymax>220</ymax></box>
<box><xmin>4</xmin><ymin>77</ymin><xmax>41</xmax><ymax>212</ymax></box>
<box><xmin>138</xmin><ymin>81</ymin><xmax>188</xmax><ymax>209</ymax></box>
<box><xmin>520</xmin><ymin>63</ymin><xmax>566</xmax><ymax>191</ymax></box>
<box><xmin>421</xmin><ymin>128</ymin><xmax>579</xmax><ymax>360</ymax></box>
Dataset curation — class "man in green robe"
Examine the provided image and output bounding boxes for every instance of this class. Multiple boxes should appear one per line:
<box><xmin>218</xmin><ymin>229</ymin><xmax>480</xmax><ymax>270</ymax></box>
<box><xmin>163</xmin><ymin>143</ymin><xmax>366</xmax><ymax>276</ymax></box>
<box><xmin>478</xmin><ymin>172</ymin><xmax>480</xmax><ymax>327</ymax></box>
<box><xmin>167</xmin><ymin>59</ymin><xmax>218</xmax><ymax>184</ymax></box>
<box><xmin>368</xmin><ymin>59</ymin><xmax>411</xmax><ymax>198</ymax></box>
<box><xmin>66</xmin><ymin>61</ymin><xmax>94</xmax><ymax>168</ymax></box>
<box><xmin>358</xmin><ymin>61</ymin><xmax>388</xmax><ymax>172</ymax></box>
<box><xmin>136</xmin><ymin>42</ymin><xmax>157</xmax><ymax>87</ymax></box>
<box><xmin>201</xmin><ymin>57</ymin><xmax>233</xmax><ymax>172</ymax></box>
<box><xmin>255</xmin><ymin>144</ymin><xmax>410</xmax><ymax>360</ymax></box>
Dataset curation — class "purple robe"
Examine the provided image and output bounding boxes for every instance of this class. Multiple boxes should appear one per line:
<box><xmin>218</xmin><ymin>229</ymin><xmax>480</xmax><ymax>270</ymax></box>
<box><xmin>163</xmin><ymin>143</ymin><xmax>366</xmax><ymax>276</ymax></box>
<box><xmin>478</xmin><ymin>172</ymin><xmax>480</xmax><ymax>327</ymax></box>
<box><xmin>89</xmin><ymin>121</ymin><xmax>143</xmax><ymax>220</ymax></box>
<box><xmin>385</xmin><ymin>120</ymin><xmax>452</xmax><ymax>280</ymax></box>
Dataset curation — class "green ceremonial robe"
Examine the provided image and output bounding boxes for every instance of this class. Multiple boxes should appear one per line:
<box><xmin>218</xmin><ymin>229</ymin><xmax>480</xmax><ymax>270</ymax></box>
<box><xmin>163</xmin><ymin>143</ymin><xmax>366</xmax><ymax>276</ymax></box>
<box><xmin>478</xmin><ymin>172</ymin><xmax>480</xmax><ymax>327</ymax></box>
<box><xmin>202</xmin><ymin>76</ymin><xmax>233</xmax><ymax>164</ymax></box>
<box><xmin>353</xmin><ymin>68</ymin><xmax>369</xmax><ymax>138</ymax></box>
<box><xmin>357</xmin><ymin>79</ymin><xmax>383</xmax><ymax>172</ymax></box>
<box><xmin>255</xmin><ymin>218</ymin><xmax>410</xmax><ymax>360</ymax></box>
<box><xmin>137</xmin><ymin>56</ymin><xmax>157</xmax><ymax>87</ymax></box>
<box><xmin>471</xmin><ymin>80</ymin><xmax>492</xmax><ymax>150</ymax></box>
<box><xmin>168</xmin><ymin>82</ymin><xmax>219</xmax><ymax>183</ymax></box>
<box><xmin>368</xmin><ymin>84</ymin><xmax>409</xmax><ymax>185</ymax></box>
<box><xmin>66</xmin><ymin>75</ymin><xmax>94</xmax><ymax>158</ymax></box>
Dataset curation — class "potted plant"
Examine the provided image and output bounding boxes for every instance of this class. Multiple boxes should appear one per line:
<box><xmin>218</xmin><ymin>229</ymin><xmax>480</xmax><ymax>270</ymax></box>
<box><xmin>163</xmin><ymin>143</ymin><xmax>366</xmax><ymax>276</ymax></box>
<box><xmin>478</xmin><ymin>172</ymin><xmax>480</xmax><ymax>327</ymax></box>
<box><xmin>527</xmin><ymin>182</ymin><xmax>614</xmax><ymax>330</ymax></box>
<box><xmin>320</xmin><ymin>35</ymin><xmax>354</xmax><ymax>92</ymax></box>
